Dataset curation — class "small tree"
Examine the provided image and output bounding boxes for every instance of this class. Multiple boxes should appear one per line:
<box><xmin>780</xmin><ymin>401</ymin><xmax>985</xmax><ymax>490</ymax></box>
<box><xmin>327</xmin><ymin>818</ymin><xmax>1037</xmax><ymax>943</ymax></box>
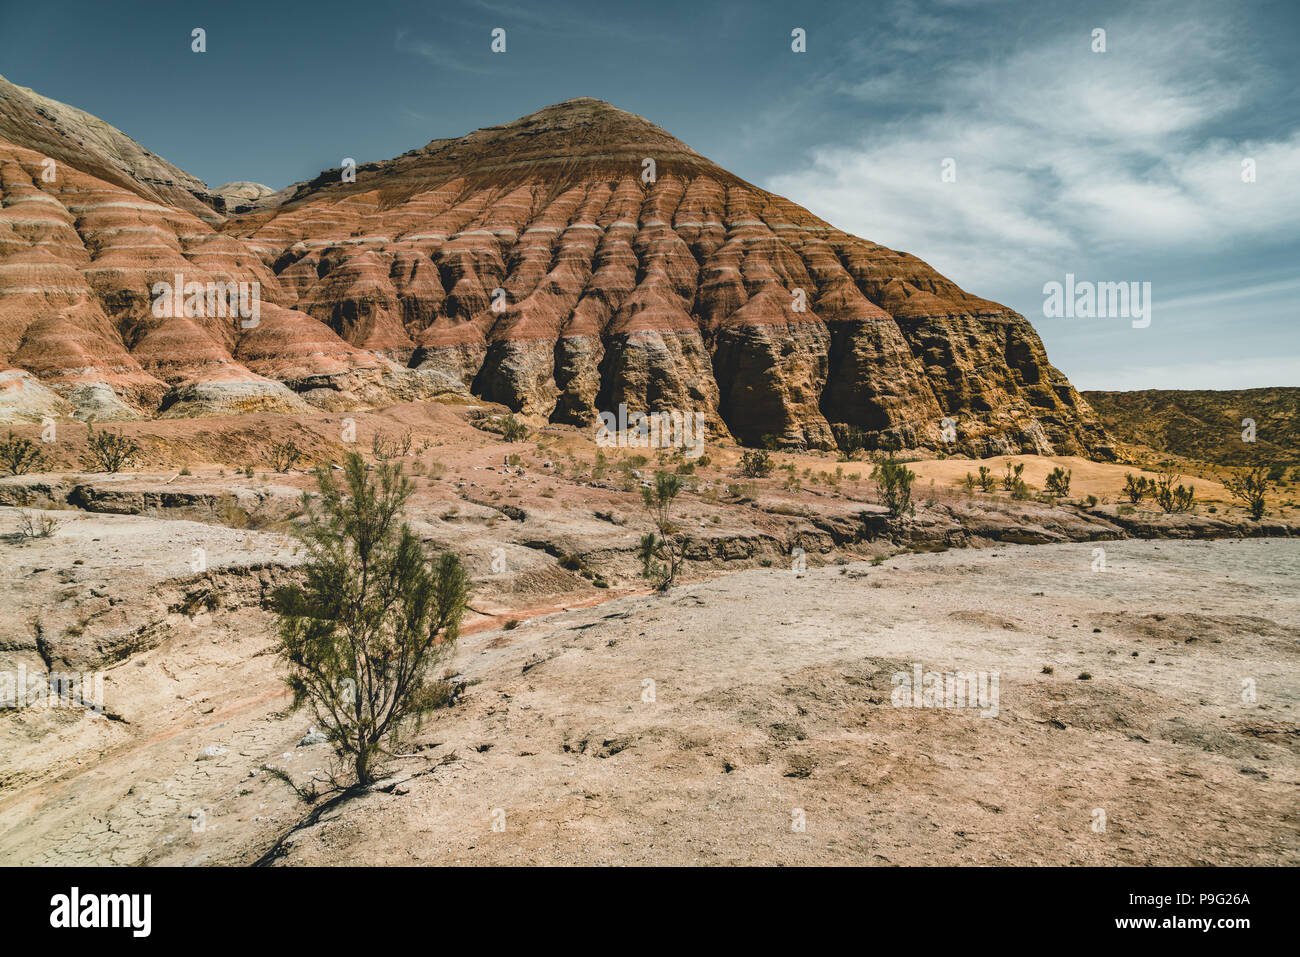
<box><xmin>1153</xmin><ymin>464</ymin><xmax>1195</xmax><ymax>513</ymax></box>
<box><xmin>1044</xmin><ymin>467</ymin><xmax>1072</xmax><ymax>498</ymax></box>
<box><xmin>84</xmin><ymin>422</ymin><xmax>141</xmax><ymax>472</ymax></box>
<box><xmin>271</xmin><ymin>453</ymin><xmax>467</xmax><ymax>787</ymax></box>
<box><xmin>1</xmin><ymin>431</ymin><xmax>48</xmax><ymax>475</ymax></box>
<box><xmin>499</xmin><ymin>414</ymin><xmax>527</xmax><ymax>442</ymax></box>
<box><xmin>739</xmin><ymin>448</ymin><xmax>773</xmax><ymax>478</ymax></box>
<box><xmin>1122</xmin><ymin>473</ymin><xmax>1153</xmax><ymax>504</ymax></box>
<box><xmin>269</xmin><ymin>438</ymin><xmax>303</xmax><ymax>473</ymax></box>
<box><xmin>871</xmin><ymin>458</ymin><xmax>915</xmax><ymax>518</ymax></box>
<box><xmin>639</xmin><ymin>470</ymin><xmax>685</xmax><ymax>590</ymax></box>
<box><xmin>1222</xmin><ymin>466</ymin><xmax>1269</xmax><ymax>520</ymax></box>
<box><xmin>977</xmin><ymin>465</ymin><xmax>995</xmax><ymax>492</ymax></box>
<box><xmin>1001</xmin><ymin>460</ymin><xmax>1025</xmax><ymax>491</ymax></box>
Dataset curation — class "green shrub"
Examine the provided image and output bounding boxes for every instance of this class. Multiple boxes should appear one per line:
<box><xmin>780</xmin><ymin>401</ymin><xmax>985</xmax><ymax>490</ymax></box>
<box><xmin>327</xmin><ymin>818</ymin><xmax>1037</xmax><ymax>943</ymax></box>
<box><xmin>1</xmin><ymin>431</ymin><xmax>48</xmax><ymax>475</ymax></box>
<box><xmin>1044</xmin><ymin>467</ymin><xmax>1072</xmax><ymax>498</ymax></box>
<box><xmin>271</xmin><ymin>453</ymin><xmax>467</xmax><ymax>786</ymax></box>
<box><xmin>84</xmin><ymin>423</ymin><xmax>140</xmax><ymax>473</ymax></box>
<box><xmin>739</xmin><ymin>449</ymin><xmax>774</xmax><ymax>478</ymax></box>
<box><xmin>871</xmin><ymin>458</ymin><xmax>915</xmax><ymax>518</ymax></box>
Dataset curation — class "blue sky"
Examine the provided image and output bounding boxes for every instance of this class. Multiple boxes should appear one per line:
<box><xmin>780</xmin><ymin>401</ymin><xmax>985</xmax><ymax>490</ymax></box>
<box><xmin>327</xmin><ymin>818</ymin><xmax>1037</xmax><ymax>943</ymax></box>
<box><xmin>3</xmin><ymin>0</ymin><xmax>1297</xmax><ymax>389</ymax></box>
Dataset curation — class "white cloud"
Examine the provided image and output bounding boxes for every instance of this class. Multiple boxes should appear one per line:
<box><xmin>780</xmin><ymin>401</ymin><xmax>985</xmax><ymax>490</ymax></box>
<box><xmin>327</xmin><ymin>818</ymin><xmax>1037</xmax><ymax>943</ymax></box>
<box><xmin>767</xmin><ymin>7</ymin><xmax>1300</xmax><ymax>292</ymax></box>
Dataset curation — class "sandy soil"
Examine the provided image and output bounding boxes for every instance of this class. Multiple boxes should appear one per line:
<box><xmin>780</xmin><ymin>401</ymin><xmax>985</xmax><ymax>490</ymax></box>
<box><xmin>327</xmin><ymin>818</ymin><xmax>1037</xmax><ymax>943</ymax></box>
<box><xmin>2</xmin><ymin>536</ymin><xmax>1295</xmax><ymax>866</ymax></box>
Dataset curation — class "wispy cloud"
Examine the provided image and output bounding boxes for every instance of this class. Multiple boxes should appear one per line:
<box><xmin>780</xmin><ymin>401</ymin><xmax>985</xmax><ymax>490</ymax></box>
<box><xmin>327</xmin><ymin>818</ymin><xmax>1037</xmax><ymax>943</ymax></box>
<box><xmin>395</xmin><ymin>28</ymin><xmax>493</xmax><ymax>75</ymax></box>
<box><xmin>763</xmin><ymin>0</ymin><xmax>1300</xmax><ymax>387</ymax></box>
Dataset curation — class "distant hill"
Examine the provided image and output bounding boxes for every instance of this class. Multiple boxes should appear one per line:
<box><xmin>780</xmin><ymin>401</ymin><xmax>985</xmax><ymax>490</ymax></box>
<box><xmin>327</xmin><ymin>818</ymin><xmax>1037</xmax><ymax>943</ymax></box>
<box><xmin>1083</xmin><ymin>388</ymin><xmax>1299</xmax><ymax>471</ymax></box>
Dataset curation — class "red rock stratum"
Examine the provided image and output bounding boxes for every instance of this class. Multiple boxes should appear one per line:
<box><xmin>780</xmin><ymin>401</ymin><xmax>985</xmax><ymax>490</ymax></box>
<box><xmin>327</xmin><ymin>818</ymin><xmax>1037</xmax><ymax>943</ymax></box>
<box><xmin>0</xmin><ymin>87</ymin><xmax>1111</xmax><ymax>456</ymax></box>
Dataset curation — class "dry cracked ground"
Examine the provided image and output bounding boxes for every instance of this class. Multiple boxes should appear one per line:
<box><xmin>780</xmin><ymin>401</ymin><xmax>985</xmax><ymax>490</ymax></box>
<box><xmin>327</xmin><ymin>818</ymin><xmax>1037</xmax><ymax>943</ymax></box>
<box><xmin>2</xmin><ymin>519</ymin><xmax>1296</xmax><ymax>865</ymax></box>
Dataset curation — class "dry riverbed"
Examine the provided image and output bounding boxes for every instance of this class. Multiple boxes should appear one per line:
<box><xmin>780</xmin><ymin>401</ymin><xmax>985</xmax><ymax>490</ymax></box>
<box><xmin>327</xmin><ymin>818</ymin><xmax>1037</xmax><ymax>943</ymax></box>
<box><xmin>2</xmin><ymin>536</ymin><xmax>1295</xmax><ymax>866</ymax></box>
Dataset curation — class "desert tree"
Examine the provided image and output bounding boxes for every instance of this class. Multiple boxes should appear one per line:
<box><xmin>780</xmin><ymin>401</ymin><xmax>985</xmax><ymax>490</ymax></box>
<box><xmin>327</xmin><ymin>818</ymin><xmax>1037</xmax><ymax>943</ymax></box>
<box><xmin>1122</xmin><ymin>473</ymin><xmax>1153</xmax><ymax>504</ymax></box>
<box><xmin>739</xmin><ymin>448</ymin><xmax>773</xmax><ymax>478</ymax></box>
<box><xmin>1044</xmin><ymin>467</ymin><xmax>1072</xmax><ymax>498</ymax></box>
<box><xmin>271</xmin><ymin>452</ymin><xmax>467</xmax><ymax>787</ymax></box>
<box><xmin>639</xmin><ymin>470</ymin><xmax>686</xmax><ymax>590</ymax></box>
<box><xmin>1001</xmin><ymin>460</ymin><xmax>1025</xmax><ymax>491</ymax></box>
<box><xmin>0</xmin><ymin>431</ymin><xmax>48</xmax><ymax>475</ymax></box>
<box><xmin>83</xmin><ymin>422</ymin><xmax>141</xmax><ymax>472</ymax></box>
<box><xmin>1222</xmin><ymin>466</ymin><xmax>1270</xmax><ymax>520</ymax></box>
<box><xmin>871</xmin><ymin>458</ymin><xmax>916</xmax><ymax>518</ymax></box>
<box><xmin>269</xmin><ymin>438</ymin><xmax>303</xmax><ymax>473</ymax></box>
<box><xmin>1153</xmin><ymin>463</ymin><xmax>1195</xmax><ymax>513</ymax></box>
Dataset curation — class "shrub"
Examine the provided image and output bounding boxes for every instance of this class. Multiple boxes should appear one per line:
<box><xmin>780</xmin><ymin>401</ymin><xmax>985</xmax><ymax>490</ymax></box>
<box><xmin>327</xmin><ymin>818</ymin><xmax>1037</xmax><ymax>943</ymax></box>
<box><xmin>371</xmin><ymin>428</ymin><xmax>414</xmax><ymax>461</ymax></box>
<box><xmin>726</xmin><ymin>481</ymin><xmax>757</xmax><ymax>502</ymax></box>
<box><xmin>871</xmin><ymin>458</ymin><xmax>915</xmax><ymax>518</ymax></box>
<box><xmin>269</xmin><ymin>439</ymin><xmax>303</xmax><ymax>473</ymax></box>
<box><xmin>1122</xmin><ymin>473</ymin><xmax>1153</xmax><ymax>504</ymax></box>
<box><xmin>1001</xmin><ymin>460</ymin><xmax>1025</xmax><ymax>491</ymax></box>
<box><xmin>977</xmin><ymin>465</ymin><xmax>995</xmax><ymax>492</ymax></box>
<box><xmin>1044</xmin><ymin>467</ymin><xmax>1072</xmax><ymax>498</ymax></box>
<box><xmin>84</xmin><ymin>423</ymin><xmax>140</xmax><ymax>472</ymax></box>
<box><xmin>271</xmin><ymin>453</ymin><xmax>467</xmax><ymax>786</ymax></box>
<box><xmin>739</xmin><ymin>449</ymin><xmax>774</xmax><ymax>478</ymax></box>
<box><xmin>17</xmin><ymin>510</ymin><xmax>59</xmax><ymax>540</ymax></box>
<box><xmin>1153</xmin><ymin>464</ymin><xmax>1195</xmax><ymax>513</ymax></box>
<box><xmin>639</xmin><ymin>470</ymin><xmax>686</xmax><ymax>590</ymax></box>
<box><xmin>499</xmin><ymin>414</ymin><xmax>528</xmax><ymax>443</ymax></box>
<box><xmin>1222</xmin><ymin>466</ymin><xmax>1269</xmax><ymax>520</ymax></box>
<box><xmin>0</xmin><ymin>431</ymin><xmax>48</xmax><ymax>475</ymax></box>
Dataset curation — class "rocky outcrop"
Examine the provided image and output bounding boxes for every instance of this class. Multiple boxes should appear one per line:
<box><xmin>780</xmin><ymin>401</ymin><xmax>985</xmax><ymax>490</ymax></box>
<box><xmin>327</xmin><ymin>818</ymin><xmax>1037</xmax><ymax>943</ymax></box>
<box><xmin>0</xmin><ymin>88</ymin><xmax>1111</xmax><ymax>456</ymax></box>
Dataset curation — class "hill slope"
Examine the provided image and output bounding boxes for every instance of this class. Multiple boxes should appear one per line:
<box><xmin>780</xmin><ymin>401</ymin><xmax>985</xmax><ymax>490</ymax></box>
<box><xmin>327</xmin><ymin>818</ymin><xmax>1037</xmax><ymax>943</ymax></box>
<box><xmin>1083</xmin><ymin>388</ymin><xmax>1299</xmax><ymax>470</ymax></box>
<box><xmin>0</xmin><ymin>89</ymin><xmax>1111</xmax><ymax>457</ymax></box>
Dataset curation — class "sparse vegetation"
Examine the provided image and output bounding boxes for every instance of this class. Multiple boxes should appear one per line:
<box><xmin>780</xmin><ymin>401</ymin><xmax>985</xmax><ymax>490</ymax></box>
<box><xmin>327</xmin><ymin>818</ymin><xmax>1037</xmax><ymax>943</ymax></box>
<box><xmin>1123</xmin><ymin>473</ymin><xmax>1154</xmax><ymax>504</ymax></box>
<box><xmin>371</xmin><ymin>428</ymin><xmax>414</xmax><ymax>461</ymax></box>
<box><xmin>1</xmin><ymin>431</ymin><xmax>48</xmax><ymax>475</ymax></box>
<box><xmin>499</xmin><ymin>414</ymin><xmax>528</xmax><ymax>443</ymax></box>
<box><xmin>977</xmin><ymin>465</ymin><xmax>995</xmax><ymax>492</ymax></box>
<box><xmin>270</xmin><ymin>438</ymin><xmax>304</xmax><ymax>472</ymax></box>
<box><xmin>639</xmin><ymin>470</ymin><xmax>686</xmax><ymax>590</ymax></box>
<box><xmin>17</xmin><ymin>509</ymin><xmax>60</xmax><ymax>540</ymax></box>
<box><xmin>1001</xmin><ymin>460</ymin><xmax>1025</xmax><ymax>491</ymax></box>
<box><xmin>271</xmin><ymin>453</ymin><xmax>467</xmax><ymax>787</ymax></box>
<box><xmin>1044</xmin><ymin>467</ymin><xmax>1072</xmax><ymax>498</ymax></box>
<box><xmin>1153</xmin><ymin>464</ymin><xmax>1196</xmax><ymax>513</ymax></box>
<box><xmin>1222</xmin><ymin>466</ymin><xmax>1270</xmax><ymax>520</ymax></box>
<box><xmin>739</xmin><ymin>448</ymin><xmax>774</xmax><ymax>478</ymax></box>
<box><xmin>84</xmin><ymin>422</ymin><xmax>141</xmax><ymax>472</ymax></box>
<box><xmin>870</xmin><ymin>458</ymin><xmax>915</xmax><ymax>518</ymax></box>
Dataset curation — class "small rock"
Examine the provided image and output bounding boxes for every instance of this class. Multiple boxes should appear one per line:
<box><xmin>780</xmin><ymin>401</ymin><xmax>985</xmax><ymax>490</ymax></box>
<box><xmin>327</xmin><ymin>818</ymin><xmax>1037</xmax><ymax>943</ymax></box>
<box><xmin>299</xmin><ymin>727</ymin><xmax>327</xmax><ymax>747</ymax></box>
<box><xmin>196</xmin><ymin>745</ymin><xmax>227</xmax><ymax>760</ymax></box>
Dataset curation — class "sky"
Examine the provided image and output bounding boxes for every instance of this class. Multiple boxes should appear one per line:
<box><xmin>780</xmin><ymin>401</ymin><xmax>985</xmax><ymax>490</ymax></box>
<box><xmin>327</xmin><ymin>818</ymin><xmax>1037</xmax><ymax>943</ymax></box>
<box><xmin>2</xmin><ymin>0</ymin><xmax>1297</xmax><ymax>390</ymax></box>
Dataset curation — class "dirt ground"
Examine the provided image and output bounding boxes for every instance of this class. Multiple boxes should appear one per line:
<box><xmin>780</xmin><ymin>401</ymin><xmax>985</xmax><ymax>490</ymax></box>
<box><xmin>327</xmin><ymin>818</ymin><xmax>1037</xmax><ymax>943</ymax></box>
<box><xmin>2</xmin><ymin>535</ymin><xmax>1295</xmax><ymax>866</ymax></box>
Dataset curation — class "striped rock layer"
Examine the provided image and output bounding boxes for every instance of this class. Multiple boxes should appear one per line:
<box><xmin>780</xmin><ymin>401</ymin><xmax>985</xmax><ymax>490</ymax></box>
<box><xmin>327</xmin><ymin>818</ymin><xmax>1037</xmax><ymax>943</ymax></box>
<box><xmin>0</xmin><ymin>89</ymin><xmax>1110</xmax><ymax>456</ymax></box>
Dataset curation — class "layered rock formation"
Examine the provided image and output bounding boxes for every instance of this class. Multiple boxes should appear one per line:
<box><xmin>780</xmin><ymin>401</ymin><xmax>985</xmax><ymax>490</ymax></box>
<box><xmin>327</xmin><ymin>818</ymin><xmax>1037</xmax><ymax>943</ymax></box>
<box><xmin>0</xmin><ymin>89</ymin><xmax>1111</xmax><ymax>456</ymax></box>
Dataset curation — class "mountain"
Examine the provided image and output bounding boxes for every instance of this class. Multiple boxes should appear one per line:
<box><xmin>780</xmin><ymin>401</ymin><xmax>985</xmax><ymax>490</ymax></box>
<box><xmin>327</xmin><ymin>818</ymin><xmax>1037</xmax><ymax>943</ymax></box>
<box><xmin>0</xmin><ymin>74</ymin><xmax>222</xmax><ymax>221</ymax></box>
<box><xmin>1084</xmin><ymin>388</ymin><xmax>1299</xmax><ymax>470</ymax></box>
<box><xmin>0</xmin><ymin>89</ymin><xmax>1111</xmax><ymax>456</ymax></box>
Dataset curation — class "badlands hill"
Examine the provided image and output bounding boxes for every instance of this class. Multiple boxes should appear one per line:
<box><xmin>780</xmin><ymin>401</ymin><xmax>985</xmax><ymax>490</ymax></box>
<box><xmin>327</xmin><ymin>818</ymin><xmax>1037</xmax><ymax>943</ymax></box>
<box><xmin>1084</xmin><ymin>388</ymin><xmax>1300</xmax><ymax>471</ymax></box>
<box><xmin>0</xmin><ymin>86</ymin><xmax>1111</xmax><ymax>457</ymax></box>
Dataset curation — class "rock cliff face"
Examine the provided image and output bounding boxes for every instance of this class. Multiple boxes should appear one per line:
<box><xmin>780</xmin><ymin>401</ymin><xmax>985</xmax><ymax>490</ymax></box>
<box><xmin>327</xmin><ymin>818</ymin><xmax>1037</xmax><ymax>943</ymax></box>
<box><xmin>0</xmin><ymin>90</ymin><xmax>1111</xmax><ymax>456</ymax></box>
